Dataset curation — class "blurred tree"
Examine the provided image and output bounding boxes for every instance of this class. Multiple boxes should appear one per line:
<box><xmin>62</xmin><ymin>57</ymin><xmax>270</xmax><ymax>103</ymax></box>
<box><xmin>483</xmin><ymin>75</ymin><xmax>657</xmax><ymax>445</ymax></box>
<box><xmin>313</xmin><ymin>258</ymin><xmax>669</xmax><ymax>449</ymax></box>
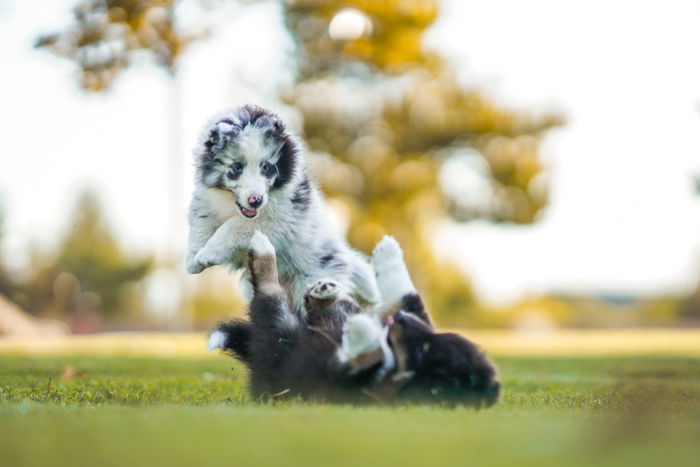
<box><xmin>681</xmin><ymin>286</ymin><xmax>700</xmax><ymax>323</ymax></box>
<box><xmin>38</xmin><ymin>0</ymin><xmax>564</xmax><ymax>323</ymax></box>
<box><xmin>0</xmin><ymin>204</ymin><xmax>13</xmax><ymax>299</ymax></box>
<box><xmin>282</xmin><ymin>0</ymin><xmax>564</xmax><ymax>321</ymax></box>
<box><xmin>56</xmin><ymin>191</ymin><xmax>152</xmax><ymax>312</ymax></box>
<box><xmin>35</xmin><ymin>0</ymin><xmax>210</xmax><ymax>327</ymax></box>
<box><xmin>34</xmin><ymin>0</ymin><xmax>202</xmax><ymax>91</ymax></box>
<box><xmin>20</xmin><ymin>191</ymin><xmax>152</xmax><ymax>323</ymax></box>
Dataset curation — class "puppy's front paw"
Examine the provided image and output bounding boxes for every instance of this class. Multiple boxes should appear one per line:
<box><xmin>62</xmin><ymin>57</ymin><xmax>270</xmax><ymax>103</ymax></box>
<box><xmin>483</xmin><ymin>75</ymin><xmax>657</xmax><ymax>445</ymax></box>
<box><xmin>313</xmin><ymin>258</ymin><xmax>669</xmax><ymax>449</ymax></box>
<box><xmin>186</xmin><ymin>260</ymin><xmax>205</xmax><ymax>274</ymax></box>
<box><xmin>371</xmin><ymin>235</ymin><xmax>404</xmax><ymax>275</ymax></box>
<box><xmin>249</xmin><ymin>230</ymin><xmax>275</xmax><ymax>256</ymax></box>
<box><xmin>193</xmin><ymin>248</ymin><xmax>225</xmax><ymax>271</ymax></box>
<box><xmin>307</xmin><ymin>278</ymin><xmax>340</xmax><ymax>301</ymax></box>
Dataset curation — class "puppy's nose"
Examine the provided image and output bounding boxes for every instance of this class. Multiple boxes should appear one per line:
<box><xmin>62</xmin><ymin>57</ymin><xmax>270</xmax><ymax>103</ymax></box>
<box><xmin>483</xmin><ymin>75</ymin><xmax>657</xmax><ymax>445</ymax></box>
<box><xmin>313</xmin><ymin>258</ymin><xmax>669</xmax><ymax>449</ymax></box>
<box><xmin>248</xmin><ymin>195</ymin><xmax>263</xmax><ymax>208</ymax></box>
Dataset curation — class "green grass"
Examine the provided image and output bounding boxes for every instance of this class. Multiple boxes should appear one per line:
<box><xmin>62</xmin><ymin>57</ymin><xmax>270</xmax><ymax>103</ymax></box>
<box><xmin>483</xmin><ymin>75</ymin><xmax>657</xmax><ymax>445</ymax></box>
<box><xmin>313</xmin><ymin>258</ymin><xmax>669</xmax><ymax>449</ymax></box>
<box><xmin>1</xmin><ymin>354</ymin><xmax>700</xmax><ymax>467</ymax></box>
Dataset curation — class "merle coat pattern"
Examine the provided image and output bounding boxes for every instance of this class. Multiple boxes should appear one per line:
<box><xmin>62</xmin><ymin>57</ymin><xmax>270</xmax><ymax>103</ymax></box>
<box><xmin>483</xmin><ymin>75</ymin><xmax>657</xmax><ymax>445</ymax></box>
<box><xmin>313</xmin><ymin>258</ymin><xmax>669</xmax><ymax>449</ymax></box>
<box><xmin>186</xmin><ymin>105</ymin><xmax>379</xmax><ymax>311</ymax></box>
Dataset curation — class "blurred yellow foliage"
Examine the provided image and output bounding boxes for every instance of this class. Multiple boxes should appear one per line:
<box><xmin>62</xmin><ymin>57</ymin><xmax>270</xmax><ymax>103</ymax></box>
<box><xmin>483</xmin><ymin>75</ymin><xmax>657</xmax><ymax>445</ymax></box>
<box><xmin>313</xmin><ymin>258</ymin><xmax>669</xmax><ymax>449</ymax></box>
<box><xmin>284</xmin><ymin>0</ymin><xmax>564</xmax><ymax>323</ymax></box>
<box><xmin>35</xmin><ymin>0</ymin><xmax>198</xmax><ymax>91</ymax></box>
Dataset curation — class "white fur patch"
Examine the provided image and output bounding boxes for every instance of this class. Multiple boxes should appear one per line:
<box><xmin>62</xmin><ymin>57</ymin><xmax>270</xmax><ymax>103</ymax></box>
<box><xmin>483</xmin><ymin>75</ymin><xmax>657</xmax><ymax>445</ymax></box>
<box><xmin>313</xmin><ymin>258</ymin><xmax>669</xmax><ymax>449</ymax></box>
<box><xmin>236</xmin><ymin>127</ymin><xmax>274</xmax><ymax>164</ymax></box>
<box><xmin>339</xmin><ymin>314</ymin><xmax>383</xmax><ymax>361</ymax></box>
<box><xmin>217</xmin><ymin>121</ymin><xmax>234</xmax><ymax>133</ymax></box>
<box><xmin>377</xmin><ymin>325</ymin><xmax>396</xmax><ymax>377</ymax></box>
<box><xmin>337</xmin><ymin>314</ymin><xmax>396</xmax><ymax>378</ymax></box>
<box><xmin>207</xmin><ymin>330</ymin><xmax>227</xmax><ymax>351</ymax></box>
<box><xmin>371</xmin><ymin>236</ymin><xmax>416</xmax><ymax>307</ymax></box>
<box><xmin>249</xmin><ymin>230</ymin><xmax>275</xmax><ymax>256</ymax></box>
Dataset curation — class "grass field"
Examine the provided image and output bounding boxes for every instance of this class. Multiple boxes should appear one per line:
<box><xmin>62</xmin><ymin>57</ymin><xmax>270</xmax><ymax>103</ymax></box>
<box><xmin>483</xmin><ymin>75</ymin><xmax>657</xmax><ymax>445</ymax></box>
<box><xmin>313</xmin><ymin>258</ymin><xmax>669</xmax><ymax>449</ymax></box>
<box><xmin>1</xmin><ymin>331</ymin><xmax>700</xmax><ymax>467</ymax></box>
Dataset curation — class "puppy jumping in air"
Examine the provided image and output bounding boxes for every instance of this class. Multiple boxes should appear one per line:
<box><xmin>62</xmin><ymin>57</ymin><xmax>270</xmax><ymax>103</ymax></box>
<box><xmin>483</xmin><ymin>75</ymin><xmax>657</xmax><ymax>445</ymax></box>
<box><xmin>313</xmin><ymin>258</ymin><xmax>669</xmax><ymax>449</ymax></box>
<box><xmin>186</xmin><ymin>105</ymin><xmax>379</xmax><ymax>310</ymax></box>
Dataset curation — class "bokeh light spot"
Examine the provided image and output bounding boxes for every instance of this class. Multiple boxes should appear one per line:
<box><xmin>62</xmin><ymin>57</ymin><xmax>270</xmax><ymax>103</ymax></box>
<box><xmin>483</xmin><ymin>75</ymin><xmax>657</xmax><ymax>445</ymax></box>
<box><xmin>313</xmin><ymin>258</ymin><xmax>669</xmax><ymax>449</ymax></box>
<box><xmin>328</xmin><ymin>9</ymin><xmax>372</xmax><ymax>41</ymax></box>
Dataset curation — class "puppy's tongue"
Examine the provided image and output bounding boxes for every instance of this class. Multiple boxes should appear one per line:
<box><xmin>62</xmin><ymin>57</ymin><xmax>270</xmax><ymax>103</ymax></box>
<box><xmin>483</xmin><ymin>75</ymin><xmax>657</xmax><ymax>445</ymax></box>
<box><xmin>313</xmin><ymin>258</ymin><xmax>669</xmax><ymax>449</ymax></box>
<box><xmin>241</xmin><ymin>207</ymin><xmax>258</xmax><ymax>218</ymax></box>
<box><xmin>384</xmin><ymin>316</ymin><xmax>394</xmax><ymax>326</ymax></box>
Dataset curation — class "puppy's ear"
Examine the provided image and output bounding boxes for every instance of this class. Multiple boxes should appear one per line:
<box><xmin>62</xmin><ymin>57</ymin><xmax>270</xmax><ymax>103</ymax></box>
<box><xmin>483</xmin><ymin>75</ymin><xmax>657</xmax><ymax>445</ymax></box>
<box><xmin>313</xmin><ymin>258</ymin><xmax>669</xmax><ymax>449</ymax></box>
<box><xmin>254</xmin><ymin>114</ymin><xmax>285</xmax><ymax>140</ymax></box>
<box><xmin>204</xmin><ymin>119</ymin><xmax>238</xmax><ymax>155</ymax></box>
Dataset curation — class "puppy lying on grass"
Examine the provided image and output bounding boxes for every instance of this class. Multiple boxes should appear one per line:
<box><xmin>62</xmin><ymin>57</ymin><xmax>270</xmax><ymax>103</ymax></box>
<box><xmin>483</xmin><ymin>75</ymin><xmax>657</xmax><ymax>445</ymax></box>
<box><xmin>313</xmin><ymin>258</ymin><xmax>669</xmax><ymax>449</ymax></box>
<box><xmin>209</xmin><ymin>232</ymin><xmax>500</xmax><ymax>406</ymax></box>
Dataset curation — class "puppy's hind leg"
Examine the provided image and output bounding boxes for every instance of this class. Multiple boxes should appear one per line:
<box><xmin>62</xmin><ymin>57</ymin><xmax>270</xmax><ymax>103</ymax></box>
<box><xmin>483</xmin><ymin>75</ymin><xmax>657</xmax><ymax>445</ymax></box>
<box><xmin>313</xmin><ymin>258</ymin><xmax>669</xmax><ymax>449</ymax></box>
<box><xmin>304</xmin><ymin>278</ymin><xmax>362</xmax><ymax>327</ymax></box>
<box><xmin>248</xmin><ymin>231</ymin><xmax>281</xmax><ymax>294</ymax></box>
<box><xmin>371</xmin><ymin>236</ymin><xmax>431</xmax><ymax>326</ymax></box>
<box><xmin>304</xmin><ymin>278</ymin><xmax>340</xmax><ymax>311</ymax></box>
<box><xmin>248</xmin><ymin>231</ymin><xmax>300</xmax><ymax>331</ymax></box>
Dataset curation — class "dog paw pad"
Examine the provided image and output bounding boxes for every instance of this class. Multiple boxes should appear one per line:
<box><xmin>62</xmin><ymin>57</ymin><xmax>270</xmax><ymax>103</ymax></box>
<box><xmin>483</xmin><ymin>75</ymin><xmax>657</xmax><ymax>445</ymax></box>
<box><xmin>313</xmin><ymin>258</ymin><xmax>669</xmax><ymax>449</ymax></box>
<box><xmin>307</xmin><ymin>278</ymin><xmax>339</xmax><ymax>300</ymax></box>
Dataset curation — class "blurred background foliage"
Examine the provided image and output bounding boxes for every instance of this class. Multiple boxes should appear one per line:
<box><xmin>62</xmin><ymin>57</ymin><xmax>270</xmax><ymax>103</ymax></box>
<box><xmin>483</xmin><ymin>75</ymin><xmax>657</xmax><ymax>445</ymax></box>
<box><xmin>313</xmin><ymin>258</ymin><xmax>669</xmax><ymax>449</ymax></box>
<box><xmin>282</xmin><ymin>0</ymin><xmax>564</xmax><ymax>320</ymax></box>
<box><xmin>34</xmin><ymin>0</ymin><xmax>197</xmax><ymax>91</ymax></box>
<box><xmin>0</xmin><ymin>0</ymin><xmax>697</xmax><ymax>333</ymax></box>
<box><xmin>4</xmin><ymin>191</ymin><xmax>152</xmax><ymax>332</ymax></box>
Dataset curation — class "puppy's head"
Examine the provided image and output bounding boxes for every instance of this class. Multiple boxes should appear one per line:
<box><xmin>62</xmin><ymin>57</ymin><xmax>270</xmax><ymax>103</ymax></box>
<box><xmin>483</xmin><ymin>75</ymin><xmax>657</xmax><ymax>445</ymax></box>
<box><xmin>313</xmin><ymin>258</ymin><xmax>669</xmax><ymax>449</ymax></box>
<box><xmin>388</xmin><ymin>311</ymin><xmax>500</xmax><ymax>407</ymax></box>
<box><xmin>196</xmin><ymin>105</ymin><xmax>298</xmax><ymax>219</ymax></box>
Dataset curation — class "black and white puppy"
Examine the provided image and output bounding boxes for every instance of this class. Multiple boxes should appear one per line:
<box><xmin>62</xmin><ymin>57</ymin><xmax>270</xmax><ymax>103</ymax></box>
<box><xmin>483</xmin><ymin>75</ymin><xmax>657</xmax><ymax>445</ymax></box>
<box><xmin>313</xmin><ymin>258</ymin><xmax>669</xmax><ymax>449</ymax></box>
<box><xmin>209</xmin><ymin>232</ymin><xmax>501</xmax><ymax>406</ymax></box>
<box><xmin>186</xmin><ymin>105</ymin><xmax>378</xmax><ymax>310</ymax></box>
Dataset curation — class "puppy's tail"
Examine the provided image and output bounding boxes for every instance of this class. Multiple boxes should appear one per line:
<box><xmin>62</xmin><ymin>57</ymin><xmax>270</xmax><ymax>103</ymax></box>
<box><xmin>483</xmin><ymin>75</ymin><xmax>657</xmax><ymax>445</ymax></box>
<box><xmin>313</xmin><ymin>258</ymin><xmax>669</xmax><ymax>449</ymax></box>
<box><xmin>207</xmin><ymin>320</ymin><xmax>251</xmax><ymax>362</ymax></box>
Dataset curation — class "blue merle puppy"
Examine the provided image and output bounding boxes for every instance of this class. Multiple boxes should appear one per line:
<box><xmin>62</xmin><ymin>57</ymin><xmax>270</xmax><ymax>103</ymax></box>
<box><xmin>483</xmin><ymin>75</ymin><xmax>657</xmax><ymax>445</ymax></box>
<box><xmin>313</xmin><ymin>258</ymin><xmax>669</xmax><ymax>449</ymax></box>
<box><xmin>186</xmin><ymin>105</ymin><xmax>379</xmax><ymax>311</ymax></box>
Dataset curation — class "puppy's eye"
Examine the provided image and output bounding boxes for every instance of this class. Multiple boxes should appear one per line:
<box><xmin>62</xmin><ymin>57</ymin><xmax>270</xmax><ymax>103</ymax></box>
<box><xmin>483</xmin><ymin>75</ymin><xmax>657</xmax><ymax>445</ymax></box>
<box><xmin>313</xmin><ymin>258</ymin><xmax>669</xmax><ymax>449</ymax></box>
<box><xmin>227</xmin><ymin>162</ymin><xmax>244</xmax><ymax>179</ymax></box>
<box><xmin>261</xmin><ymin>162</ymin><xmax>277</xmax><ymax>178</ymax></box>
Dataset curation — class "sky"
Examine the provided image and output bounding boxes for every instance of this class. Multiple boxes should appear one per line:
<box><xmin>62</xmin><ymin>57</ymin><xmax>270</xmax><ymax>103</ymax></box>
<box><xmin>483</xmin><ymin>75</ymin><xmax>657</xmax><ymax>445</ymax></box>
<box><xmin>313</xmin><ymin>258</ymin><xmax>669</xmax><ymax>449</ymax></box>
<box><xmin>430</xmin><ymin>0</ymin><xmax>700</xmax><ymax>303</ymax></box>
<box><xmin>1</xmin><ymin>0</ymin><xmax>700</xmax><ymax>304</ymax></box>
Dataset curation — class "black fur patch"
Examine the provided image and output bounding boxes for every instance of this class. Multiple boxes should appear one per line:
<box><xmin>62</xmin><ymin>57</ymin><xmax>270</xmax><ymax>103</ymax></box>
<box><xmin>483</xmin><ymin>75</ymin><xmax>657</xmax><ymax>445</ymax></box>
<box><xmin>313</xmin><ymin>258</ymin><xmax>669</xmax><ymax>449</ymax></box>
<box><xmin>271</xmin><ymin>136</ymin><xmax>298</xmax><ymax>190</ymax></box>
<box><xmin>401</xmin><ymin>333</ymin><xmax>500</xmax><ymax>407</ymax></box>
<box><xmin>197</xmin><ymin>152</ymin><xmax>222</xmax><ymax>186</ymax></box>
<box><xmin>291</xmin><ymin>177</ymin><xmax>312</xmax><ymax>212</ymax></box>
<box><xmin>319</xmin><ymin>253</ymin><xmax>335</xmax><ymax>267</ymax></box>
<box><xmin>401</xmin><ymin>293</ymin><xmax>432</xmax><ymax>327</ymax></box>
<box><xmin>317</xmin><ymin>241</ymin><xmax>338</xmax><ymax>267</ymax></box>
<box><xmin>217</xmin><ymin>319</ymin><xmax>251</xmax><ymax>361</ymax></box>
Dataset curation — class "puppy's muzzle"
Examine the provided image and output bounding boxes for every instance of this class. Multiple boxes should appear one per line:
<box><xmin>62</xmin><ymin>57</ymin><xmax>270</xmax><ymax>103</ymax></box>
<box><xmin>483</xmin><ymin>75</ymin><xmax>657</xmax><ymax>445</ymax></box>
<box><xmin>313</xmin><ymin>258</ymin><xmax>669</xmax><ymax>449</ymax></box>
<box><xmin>247</xmin><ymin>195</ymin><xmax>263</xmax><ymax>208</ymax></box>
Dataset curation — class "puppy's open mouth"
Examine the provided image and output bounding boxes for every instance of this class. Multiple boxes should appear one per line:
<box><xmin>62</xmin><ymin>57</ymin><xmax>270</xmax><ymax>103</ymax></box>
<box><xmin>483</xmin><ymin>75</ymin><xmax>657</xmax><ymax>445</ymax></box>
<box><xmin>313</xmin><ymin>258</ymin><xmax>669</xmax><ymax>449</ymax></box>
<box><xmin>236</xmin><ymin>202</ymin><xmax>259</xmax><ymax>219</ymax></box>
